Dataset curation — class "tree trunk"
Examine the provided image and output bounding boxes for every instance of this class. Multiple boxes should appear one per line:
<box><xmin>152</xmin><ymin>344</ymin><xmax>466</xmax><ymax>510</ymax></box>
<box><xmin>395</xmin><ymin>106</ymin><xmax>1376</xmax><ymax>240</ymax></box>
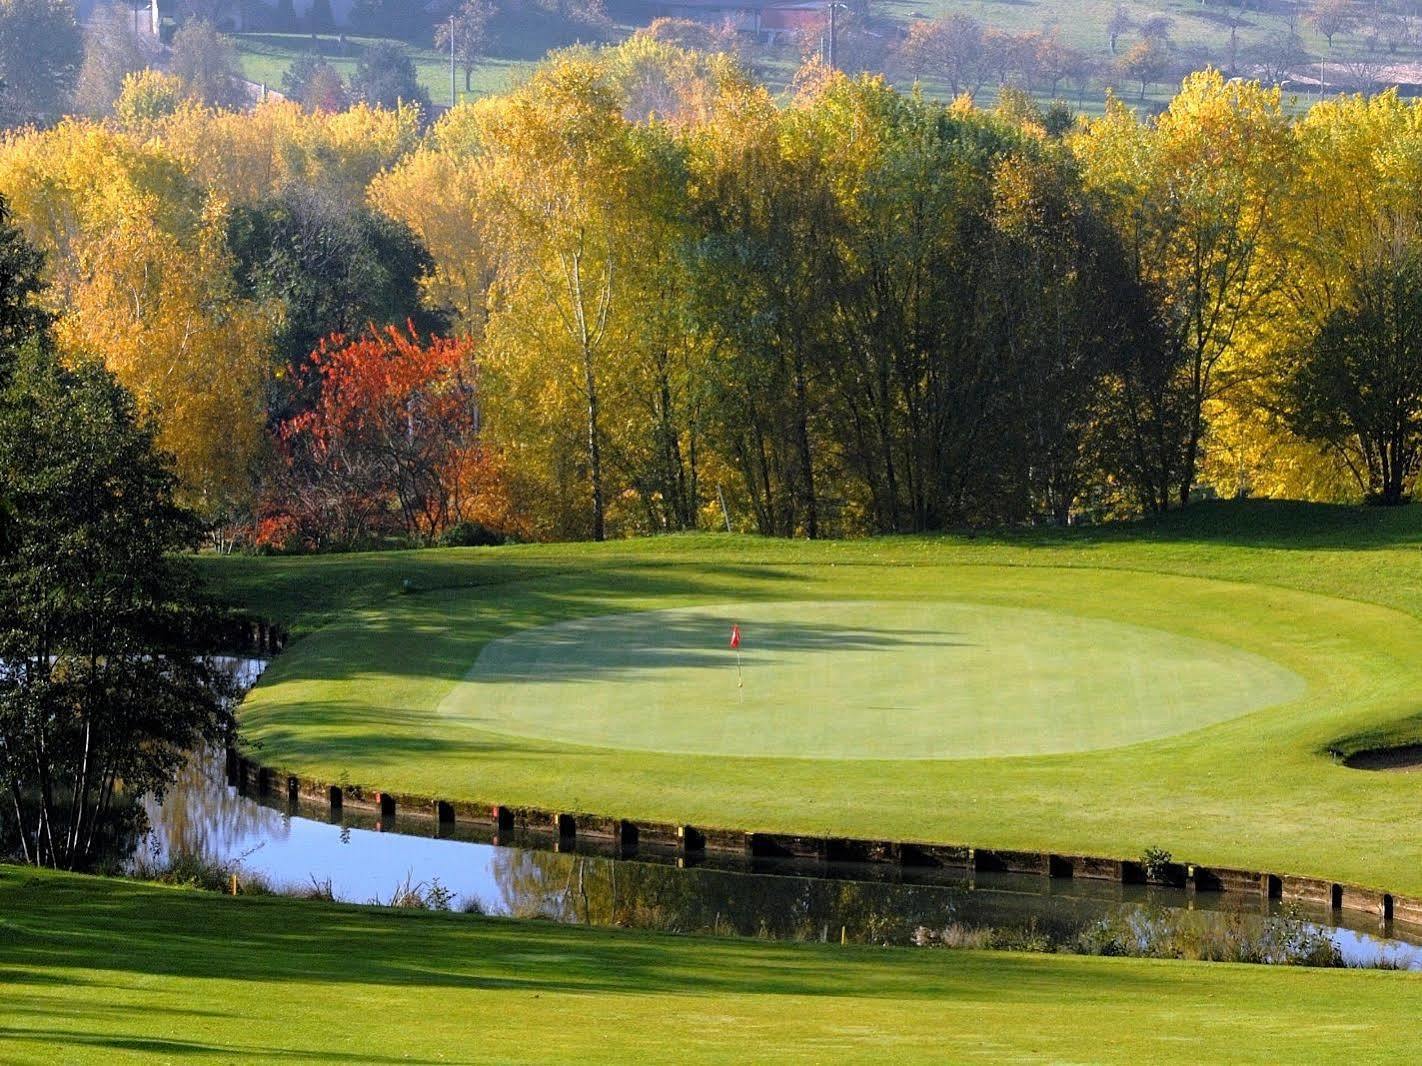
<box><xmin>584</xmin><ymin>349</ymin><xmax>605</xmax><ymax>541</ymax></box>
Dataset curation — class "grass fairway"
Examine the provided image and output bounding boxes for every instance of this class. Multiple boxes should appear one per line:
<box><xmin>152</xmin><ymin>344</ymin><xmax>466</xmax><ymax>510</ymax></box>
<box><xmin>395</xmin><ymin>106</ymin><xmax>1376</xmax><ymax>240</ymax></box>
<box><xmin>3</xmin><ymin>863</ymin><xmax>1422</xmax><ymax>1064</ymax></box>
<box><xmin>203</xmin><ymin>501</ymin><xmax>1422</xmax><ymax>895</ymax></box>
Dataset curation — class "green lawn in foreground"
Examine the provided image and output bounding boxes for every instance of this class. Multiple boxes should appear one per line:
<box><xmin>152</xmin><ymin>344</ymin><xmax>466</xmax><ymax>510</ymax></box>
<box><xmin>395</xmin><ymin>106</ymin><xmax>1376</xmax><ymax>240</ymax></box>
<box><xmin>203</xmin><ymin>500</ymin><xmax>1422</xmax><ymax>895</ymax></box>
<box><xmin>1</xmin><ymin>863</ymin><xmax>1420</xmax><ymax>1063</ymax></box>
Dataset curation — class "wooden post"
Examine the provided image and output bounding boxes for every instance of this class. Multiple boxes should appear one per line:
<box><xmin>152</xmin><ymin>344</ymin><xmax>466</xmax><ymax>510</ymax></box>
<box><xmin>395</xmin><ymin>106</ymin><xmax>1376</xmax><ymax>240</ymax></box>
<box><xmin>328</xmin><ymin>785</ymin><xmax>343</xmax><ymax>812</ymax></box>
<box><xmin>676</xmin><ymin>825</ymin><xmax>705</xmax><ymax>853</ymax></box>
<box><xmin>436</xmin><ymin>800</ymin><xmax>455</xmax><ymax>824</ymax></box>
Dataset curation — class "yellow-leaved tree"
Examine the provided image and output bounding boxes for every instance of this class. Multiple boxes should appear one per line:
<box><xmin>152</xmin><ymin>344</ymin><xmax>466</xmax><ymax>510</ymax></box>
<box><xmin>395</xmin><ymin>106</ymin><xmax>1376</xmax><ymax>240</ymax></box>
<box><xmin>1074</xmin><ymin>71</ymin><xmax>1296</xmax><ymax>508</ymax></box>
<box><xmin>0</xmin><ymin>119</ymin><xmax>270</xmax><ymax>516</ymax></box>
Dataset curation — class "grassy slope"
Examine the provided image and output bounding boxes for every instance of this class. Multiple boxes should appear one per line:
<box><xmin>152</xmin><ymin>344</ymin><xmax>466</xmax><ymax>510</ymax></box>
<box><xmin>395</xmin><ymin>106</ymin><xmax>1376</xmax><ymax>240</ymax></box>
<box><xmin>3</xmin><ymin>863</ymin><xmax>1421</xmax><ymax>1063</ymax></box>
<box><xmin>201</xmin><ymin>501</ymin><xmax>1422</xmax><ymax>896</ymax></box>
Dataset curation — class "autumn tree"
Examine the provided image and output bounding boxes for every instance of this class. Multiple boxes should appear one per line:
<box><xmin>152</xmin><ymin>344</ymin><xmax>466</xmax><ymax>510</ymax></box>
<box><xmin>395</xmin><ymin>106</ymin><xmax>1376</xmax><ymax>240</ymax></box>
<box><xmin>435</xmin><ymin>0</ymin><xmax>495</xmax><ymax>94</ymax></box>
<box><xmin>1106</xmin><ymin>5</ymin><xmax>1132</xmax><ymax>54</ymax></box>
<box><xmin>686</xmin><ymin>73</ymin><xmax>841</xmax><ymax>536</ymax></box>
<box><xmin>1076</xmin><ymin>73</ymin><xmax>1296</xmax><ymax>508</ymax></box>
<box><xmin>896</xmin><ymin>14</ymin><xmax>984</xmax><ymax>95</ymax></box>
<box><xmin>1116</xmin><ymin>38</ymin><xmax>1170</xmax><ymax>100</ymax></box>
<box><xmin>73</xmin><ymin>1</ymin><xmax>156</xmax><ymax>117</ymax></box>
<box><xmin>0</xmin><ymin>120</ymin><xmax>271</xmax><ymax>515</ymax></box>
<box><xmin>637</xmin><ymin>16</ymin><xmax>739</xmax><ymax>58</ymax></box>
<box><xmin>272</xmin><ymin>326</ymin><xmax>481</xmax><ymax>546</ymax></box>
<box><xmin>476</xmin><ymin>58</ymin><xmax>639</xmax><ymax>540</ymax></box>
<box><xmin>113</xmin><ymin>68</ymin><xmax>185</xmax><ymax>126</ymax></box>
<box><xmin>1249</xmin><ymin>90</ymin><xmax>1422</xmax><ymax>501</ymax></box>
<box><xmin>169</xmin><ymin>19</ymin><xmax>246</xmax><ymax>109</ymax></box>
<box><xmin>369</xmin><ymin>126</ymin><xmax>496</xmax><ymax>334</ymax></box>
<box><xmin>1308</xmin><ymin>0</ymin><xmax>1354</xmax><ymax>49</ymax></box>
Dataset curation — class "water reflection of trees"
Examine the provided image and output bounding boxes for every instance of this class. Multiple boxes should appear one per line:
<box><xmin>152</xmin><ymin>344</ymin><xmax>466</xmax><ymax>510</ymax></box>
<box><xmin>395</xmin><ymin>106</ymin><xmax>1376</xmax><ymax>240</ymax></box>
<box><xmin>492</xmin><ymin>850</ymin><xmax>1006</xmax><ymax>944</ymax></box>
<box><xmin>140</xmin><ymin>752</ymin><xmax>290</xmax><ymax>864</ymax></box>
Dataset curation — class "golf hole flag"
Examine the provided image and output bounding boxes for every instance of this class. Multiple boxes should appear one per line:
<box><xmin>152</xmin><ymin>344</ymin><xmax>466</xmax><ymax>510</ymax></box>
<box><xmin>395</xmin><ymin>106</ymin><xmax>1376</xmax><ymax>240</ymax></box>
<box><xmin>730</xmin><ymin>624</ymin><xmax>743</xmax><ymax>688</ymax></box>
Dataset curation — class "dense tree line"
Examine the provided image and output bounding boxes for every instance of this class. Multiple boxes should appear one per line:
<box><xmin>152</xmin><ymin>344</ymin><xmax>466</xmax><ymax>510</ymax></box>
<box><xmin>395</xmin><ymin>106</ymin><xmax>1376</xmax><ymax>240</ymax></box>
<box><xmin>4</xmin><ymin>39</ymin><xmax>1422</xmax><ymax>543</ymax></box>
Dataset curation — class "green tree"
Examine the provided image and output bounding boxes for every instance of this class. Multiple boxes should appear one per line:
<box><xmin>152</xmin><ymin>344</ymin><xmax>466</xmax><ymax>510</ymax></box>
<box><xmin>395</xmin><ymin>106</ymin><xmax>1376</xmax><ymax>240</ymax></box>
<box><xmin>281</xmin><ymin>52</ymin><xmax>348</xmax><ymax>111</ymax></box>
<box><xmin>0</xmin><ymin>195</ymin><xmax>49</xmax><ymax>371</ymax></box>
<box><xmin>0</xmin><ymin>0</ymin><xmax>83</xmax><ymax>126</ymax></box>
<box><xmin>0</xmin><ymin>339</ymin><xmax>236</xmax><ymax>870</ymax></box>
<box><xmin>1286</xmin><ymin>249</ymin><xmax>1422</xmax><ymax>505</ymax></box>
<box><xmin>225</xmin><ymin>183</ymin><xmax>446</xmax><ymax>417</ymax></box>
<box><xmin>308</xmin><ymin>0</ymin><xmax>334</xmax><ymax>33</ymax></box>
<box><xmin>350</xmin><ymin>40</ymin><xmax>432</xmax><ymax>113</ymax></box>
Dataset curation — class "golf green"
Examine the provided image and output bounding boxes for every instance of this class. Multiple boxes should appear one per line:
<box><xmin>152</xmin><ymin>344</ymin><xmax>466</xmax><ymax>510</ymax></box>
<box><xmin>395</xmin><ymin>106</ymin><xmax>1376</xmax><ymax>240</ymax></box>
<box><xmin>443</xmin><ymin>601</ymin><xmax>1304</xmax><ymax>759</ymax></box>
<box><xmin>202</xmin><ymin>503</ymin><xmax>1422</xmax><ymax>894</ymax></box>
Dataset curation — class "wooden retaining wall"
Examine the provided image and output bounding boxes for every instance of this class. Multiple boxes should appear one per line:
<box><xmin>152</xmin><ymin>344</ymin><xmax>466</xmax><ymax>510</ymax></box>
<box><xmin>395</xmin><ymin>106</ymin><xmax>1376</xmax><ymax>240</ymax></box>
<box><xmin>227</xmin><ymin>749</ymin><xmax>1422</xmax><ymax>928</ymax></box>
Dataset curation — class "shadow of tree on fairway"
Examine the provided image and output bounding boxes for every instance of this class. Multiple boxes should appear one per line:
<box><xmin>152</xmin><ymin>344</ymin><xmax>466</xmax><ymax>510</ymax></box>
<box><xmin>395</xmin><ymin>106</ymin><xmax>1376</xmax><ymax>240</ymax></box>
<box><xmin>0</xmin><ymin>865</ymin><xmax>1205</xmax><ymax>1007</ymax></box>
<box><xmin>0</xmin><ymin>1027</ymin><xmax>436</xmax><ymax>1063</ymax></box>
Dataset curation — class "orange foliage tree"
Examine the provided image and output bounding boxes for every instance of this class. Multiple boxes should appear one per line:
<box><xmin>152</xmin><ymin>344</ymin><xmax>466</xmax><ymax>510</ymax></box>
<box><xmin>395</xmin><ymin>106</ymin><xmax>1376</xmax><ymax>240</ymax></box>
<box><xmin>266</xmin><ymin>325</ymin><xmax>496</xmax><ymax>548</ymax></box>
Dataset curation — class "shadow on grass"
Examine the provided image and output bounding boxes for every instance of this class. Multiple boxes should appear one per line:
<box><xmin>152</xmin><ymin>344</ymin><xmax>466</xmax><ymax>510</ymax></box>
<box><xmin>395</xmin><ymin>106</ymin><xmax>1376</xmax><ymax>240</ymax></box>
<box><xmin>0</xmin><ymin>1024</ymin><xmax>447</xmax><ymax>1063</ymax></box>
<box><xmin>471</xmin><ymin>615</ymin><xmax>973</xmax><ymax>684</ymax></box>
<box><xmin>953</xmin><ymin>499</ymin><xmax>1422</xmax><ymax>552</ymax></box>
<box><xmin>0</xmin><ymin>865</ymin><xmax>1199</xmax><ymax>1008</ymax></box>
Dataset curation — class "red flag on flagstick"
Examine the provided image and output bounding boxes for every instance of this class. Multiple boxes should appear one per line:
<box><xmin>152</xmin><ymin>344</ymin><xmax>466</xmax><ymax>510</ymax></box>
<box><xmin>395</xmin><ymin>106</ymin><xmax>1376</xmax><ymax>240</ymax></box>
<box><xmin>729</xmin><ymin>624</ymin><xmax>741</xmax><ymax>650</ymax></box>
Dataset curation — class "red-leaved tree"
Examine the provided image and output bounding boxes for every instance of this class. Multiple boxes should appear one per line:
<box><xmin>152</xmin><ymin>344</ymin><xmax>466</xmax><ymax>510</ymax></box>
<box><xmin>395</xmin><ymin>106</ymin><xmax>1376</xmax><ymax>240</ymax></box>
<box><xmin>264</xmin><ymin>325</ymin><xmax>484</xmax><ymax>548</ymax></box>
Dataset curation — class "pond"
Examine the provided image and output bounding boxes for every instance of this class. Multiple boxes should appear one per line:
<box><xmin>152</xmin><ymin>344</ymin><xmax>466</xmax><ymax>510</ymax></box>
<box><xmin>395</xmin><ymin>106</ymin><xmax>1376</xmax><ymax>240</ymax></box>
<box><xmin>129</xmin><ymin>659</ymin><xmax>1422</xmax><ymax>968</ymax></box>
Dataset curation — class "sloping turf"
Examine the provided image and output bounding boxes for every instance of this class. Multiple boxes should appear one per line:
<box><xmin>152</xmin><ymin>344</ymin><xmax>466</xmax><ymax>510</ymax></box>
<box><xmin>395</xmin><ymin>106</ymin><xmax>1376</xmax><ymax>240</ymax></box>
<box><xmin>2</xmin><ymin>864</ymin><xmax>1421</xmax><ymax>1064</ymax></box>
<box><xmin>200</xmin><ymin>501</ymin><xmax>1422</xmax><ymax>895</ymax></box>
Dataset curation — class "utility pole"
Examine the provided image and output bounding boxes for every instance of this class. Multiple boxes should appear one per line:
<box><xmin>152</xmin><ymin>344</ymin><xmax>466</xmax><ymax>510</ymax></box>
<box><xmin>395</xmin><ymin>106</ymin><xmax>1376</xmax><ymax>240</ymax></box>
<box><xmin>828</xmin><ymin>0</ymin><xmax>836</xmax><ymax>71</ymax></box>
<box><xmin>449</xmin><ymin>14</ymin><xmax>457</xmax><ymax>108</ymax></box>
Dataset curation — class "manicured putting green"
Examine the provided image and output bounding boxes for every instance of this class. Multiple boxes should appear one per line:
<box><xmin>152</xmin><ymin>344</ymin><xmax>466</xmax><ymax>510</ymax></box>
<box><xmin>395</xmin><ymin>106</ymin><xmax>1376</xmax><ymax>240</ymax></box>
<box><xmin>440</xmin><ymin>601</ymin><xmax>1304</xmax><ymax>759</ymax></box>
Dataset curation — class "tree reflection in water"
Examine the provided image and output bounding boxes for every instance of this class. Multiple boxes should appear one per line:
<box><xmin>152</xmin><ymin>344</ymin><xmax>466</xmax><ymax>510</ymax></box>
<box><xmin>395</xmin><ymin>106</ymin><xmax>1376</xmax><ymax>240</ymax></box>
<box><xmin>138</xmin><ymin>751</ymin><xmax>291</xmax><ymax>867</ymax></box>
<box><xmin>489</xmin><ymin>848</ymin><xmax>1086</xmax><ymax>945</ymax></box>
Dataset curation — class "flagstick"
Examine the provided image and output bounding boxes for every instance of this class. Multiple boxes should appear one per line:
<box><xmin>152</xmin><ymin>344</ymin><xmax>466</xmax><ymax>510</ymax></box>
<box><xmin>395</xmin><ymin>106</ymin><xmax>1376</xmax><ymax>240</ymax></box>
<box><xmin>736</xmin><ymin>648</ymin><xmax>743</xmax><ymax>689</ymax></box>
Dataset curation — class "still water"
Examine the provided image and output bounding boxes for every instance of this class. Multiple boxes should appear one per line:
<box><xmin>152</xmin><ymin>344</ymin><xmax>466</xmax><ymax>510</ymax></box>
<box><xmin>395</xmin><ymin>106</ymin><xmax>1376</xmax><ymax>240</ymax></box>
<box><xmin>136</xmin><ymin>660</ymin><xmax>1422</xmax><ymax>967</ymax></box>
